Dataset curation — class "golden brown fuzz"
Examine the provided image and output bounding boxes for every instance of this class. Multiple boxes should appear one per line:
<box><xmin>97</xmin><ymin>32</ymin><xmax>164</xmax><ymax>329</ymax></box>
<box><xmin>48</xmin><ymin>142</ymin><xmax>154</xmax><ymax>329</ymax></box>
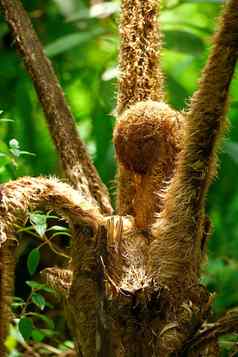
<box><xmin>114</xmin><ymin>101</ymin><xmax>183</xmax><ymax>175</ymax></box>
<box><xmin>115</xmin><ymin>0</ymin><xmax>164</xmax><ymax>219</ymax></box>
<box><xmin>117</xmin><ymin>0</ymin><xmax>164</xmax><ymax>114</ymax></box>
<box><xmin>114</xmin><ymin>100</ymin><xmax>184</xmax><ymax>228</ymax></box>
<box><xmin>149</xmin><ymin>0</ymin><xmax>238</xmax><ymax>292</ymax></box>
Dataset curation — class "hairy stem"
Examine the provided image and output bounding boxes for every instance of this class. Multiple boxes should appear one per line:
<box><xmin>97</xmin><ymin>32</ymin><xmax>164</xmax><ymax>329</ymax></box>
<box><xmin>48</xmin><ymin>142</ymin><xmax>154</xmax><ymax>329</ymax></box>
<box><xmin>116</xmin><ymin>0</ymin><xmax>164</xmax><ymax>217</ymax></box>
<box><xmin>117</xmin><ymin>0</ymin><xmax>164</xmax><ymax>114</ymax></box>
<box><xmin>0</xmin><ymin>0</ymin><xmax>112</xmax><ymax>215</ymax></box>
<box><xmin>150</xmin><ymin>0</ymin><xmax>238</xmax><ymax>290</ymax></box>
<box><xmin>0</xmin><ymin>176</ymin><xmax>104</xmax><ymax>248</ymax></box>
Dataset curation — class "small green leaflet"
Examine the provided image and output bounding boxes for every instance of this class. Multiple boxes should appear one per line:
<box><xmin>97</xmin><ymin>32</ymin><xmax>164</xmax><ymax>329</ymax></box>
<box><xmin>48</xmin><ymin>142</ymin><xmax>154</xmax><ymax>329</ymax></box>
<box><xmin>32</xmin><ymin>292</ymin><xmax>46</xmax><ymax>310</ymax></box>
<box><xmin>27</xmin><ymin>248</ymin><xmax>40</xmax><ymax>275</ymax></box>
<box><xmin>26</xmin><ymin>280</ymin><xmax>55</xmax><ymax>293</ymax></box>
<box><xmin>18</xmin><ymin>317</ymin><xmax>33</xmax><ymax>341</ymax></box>
<box><xmin>29</xmin><ymin>212</ymin><xmax>47</xmax><ymax>237</ymax></box>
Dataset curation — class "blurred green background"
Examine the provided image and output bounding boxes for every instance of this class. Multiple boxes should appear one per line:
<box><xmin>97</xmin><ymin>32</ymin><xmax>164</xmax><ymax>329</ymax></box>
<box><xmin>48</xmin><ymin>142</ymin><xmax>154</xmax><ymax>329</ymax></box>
<box><xmin>0</xmin><ymin>0</ymin><xmax>238</xmax><ymax>354</ymax></box>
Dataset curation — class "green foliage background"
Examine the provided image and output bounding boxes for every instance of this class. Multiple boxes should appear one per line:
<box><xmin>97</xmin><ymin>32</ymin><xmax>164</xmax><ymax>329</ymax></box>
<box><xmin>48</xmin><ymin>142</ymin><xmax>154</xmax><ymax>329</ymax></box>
<box><xmin>0</xmin><ymin>0</ymin><xmax>238</xmax><ymax>354</ymax></box>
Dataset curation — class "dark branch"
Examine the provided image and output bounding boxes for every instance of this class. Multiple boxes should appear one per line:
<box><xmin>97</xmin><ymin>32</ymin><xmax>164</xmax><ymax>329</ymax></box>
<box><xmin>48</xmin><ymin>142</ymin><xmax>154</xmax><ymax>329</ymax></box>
<box><xmin>0</xmin><ymin>0</ymin><xmax>112</xmax><ymax>215</ymax></box>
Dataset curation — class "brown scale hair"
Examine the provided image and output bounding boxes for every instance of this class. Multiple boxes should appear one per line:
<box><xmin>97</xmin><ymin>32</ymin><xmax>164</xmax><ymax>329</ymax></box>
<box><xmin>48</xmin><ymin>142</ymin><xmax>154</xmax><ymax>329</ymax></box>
<box><xmin>114</xmin><ymin>0</ymin><xmax>183</xmax><ymax>229</ymax></box>
<box><xmin>117</xmin><ymin>0</ymin><xmax>164</xmax><ymax>114</ymax></box>
<box><xmin>114</xmin><ymin>100</ymin><xmax>184</xmax><ymax>228</ymax></box>
<box><xmin>148</xmin><ymin>0</ymin><xmax>238</xmax><ymax>292</ymax></box>
<box><xmin>115</xmin><ymin>0</ymin><xmax>238</xmax><ymax>295</ymax></box>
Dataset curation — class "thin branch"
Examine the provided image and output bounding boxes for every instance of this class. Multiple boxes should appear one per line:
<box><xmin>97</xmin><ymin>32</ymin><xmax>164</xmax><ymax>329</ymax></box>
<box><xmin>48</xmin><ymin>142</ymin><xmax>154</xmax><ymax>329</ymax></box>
<box><xmin>0</xmin><ymin>0</ymin><xmax>112</xmax><ymax>215</ymax></box>
<box><xmin>149</xmin><ymin>0</ymin><xmax>238</xmax><ymax>290</ymax></box>
<box><xmin>117</xmin><ymin>0</ymin><xmax>164</xmax><ymax>114</ymax></box>
<box><xmin>0</xmin><ymin>176</ymin><xmax>104</xmax><ymax>248</ymax></box>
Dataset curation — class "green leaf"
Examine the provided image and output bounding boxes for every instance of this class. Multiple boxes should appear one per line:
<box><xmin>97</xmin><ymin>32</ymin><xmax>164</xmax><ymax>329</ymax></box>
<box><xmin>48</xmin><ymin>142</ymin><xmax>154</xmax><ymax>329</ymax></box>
<box><xmin>26</xmin><ymin>280</ymin><xmax>56</xmax><ymax>293</ymax></box>
<box><xmin>29</xmin><ymin>212</ymin><xmax>47</xmax><ymax>237</ymax></box>
<box><xmin>18</xmin><ymin>317</ymin><xmax>33</xmax><ymax>341</ymax></box>
<box><xmin>44</xmin><ymin>29</ymin><xmax>103</xmax><ymax>58</ymax></box>
<box><xmin>12</xmin><ymin>297</ymin><xmax>25</xmax><ymax>303</ymax></box>
<box><xmin>39</xmin><ymin>328</ymin><xmax>57</xmax><ymax>337</ymax></box>
<box><xmin>58</xmin><ymin>340</ymin><xmax>74</xmax><ymax>352</ymax></box>
<box><xmin>0</xmin><ymin>118</ymin><xmax>14</xmax><ymax>122</ymax></box>
<box><xmin>26</xmin><ymin>281</ymin><xmax>47</xmax><ymax>290</ymax></box>
<box><xmin>27</xmin><ymin>249</ymin><xmax>40</xmax><ymax>276</ymax></box>
<box><xmin>32</xmin><ymin>292</ymin><xmax>46</xmax><ymax>310</ymax></box>
<box><xmin>164</xmin><ymin>30</ymin><xmax>205</xmax><ymax>54</ymax></box>
<box><xmin>30</xmin><ymin>212</ymin><xmax>47</xmax><ymax>226</ymax></box>
<box><xmin>19</xmin><ymin>150</ymin><xmax>36</xmax><ymax>157</ymax></box>
<box><xmin>11</xmin><ymin>297</ymin><xmax>26</xmax><ymax>310</ymax></box>
<box><xmin>32</xmin><ymin>329</ymin><xmax>45</xmax><ymax>342</ymax></box>
<box><xmin>51</xmin><ymin>231</ymin><xmax>71</xmax><ymax>238</ymax></box>
<box><xmin>45</xmin><ymin>300</ymin><xmax>54</xmax><ymax>309</ymax></box>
